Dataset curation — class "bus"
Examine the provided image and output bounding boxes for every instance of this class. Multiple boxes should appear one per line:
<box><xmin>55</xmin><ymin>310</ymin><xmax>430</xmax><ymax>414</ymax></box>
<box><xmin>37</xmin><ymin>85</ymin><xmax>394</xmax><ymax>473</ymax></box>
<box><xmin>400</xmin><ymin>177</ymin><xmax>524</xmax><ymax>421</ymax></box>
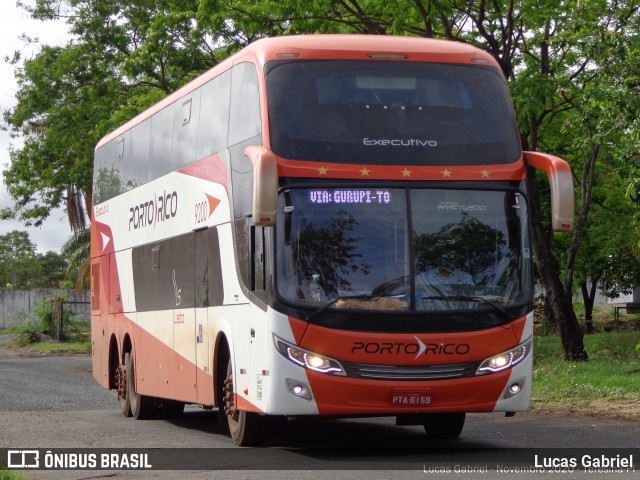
<box><xmin>90</xmin><ymin>35</ymin><xmax>574</xmax><ymax>446</ymax></box>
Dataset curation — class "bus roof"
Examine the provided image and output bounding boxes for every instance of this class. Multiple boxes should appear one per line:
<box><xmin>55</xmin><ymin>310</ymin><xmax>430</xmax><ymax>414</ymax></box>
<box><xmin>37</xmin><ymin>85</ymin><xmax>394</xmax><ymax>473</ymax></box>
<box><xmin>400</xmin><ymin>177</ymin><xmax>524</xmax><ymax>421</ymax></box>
<box><xmin>97</xmin><ymin>35</ymin><xmax>498</xmax><ymax>149</ymax></box>
<box><xmin>244</xmin><ymin>34</ymin><xmax>496</xmax><ymax>65</ymax></box>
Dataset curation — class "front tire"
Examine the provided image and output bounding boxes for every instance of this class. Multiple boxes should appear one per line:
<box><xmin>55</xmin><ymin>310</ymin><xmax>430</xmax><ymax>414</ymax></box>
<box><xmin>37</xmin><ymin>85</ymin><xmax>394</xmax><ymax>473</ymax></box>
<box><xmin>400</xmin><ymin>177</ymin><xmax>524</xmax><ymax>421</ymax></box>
<box><xmin>223</xmin><ymin>356</ymin><xmax>264</xmax><ymax>446</ymax></box>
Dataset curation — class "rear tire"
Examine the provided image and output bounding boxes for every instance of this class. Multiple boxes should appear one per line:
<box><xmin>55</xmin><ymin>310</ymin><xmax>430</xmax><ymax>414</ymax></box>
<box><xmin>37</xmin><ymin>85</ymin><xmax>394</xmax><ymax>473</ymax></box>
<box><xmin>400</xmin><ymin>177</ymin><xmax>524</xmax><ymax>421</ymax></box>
<box><xmin>223</xmin><ymin>356</ymin><xmax>264</xmax><ymax>446</ymax></box>
<box><xmin>117</xmin><ymin>359</ymin><xmax>131</xmax><ymax>417</ymax></box>
<box><xmin>423</xmin><ymin>412</ymin><xmax>466</xmax><ymax>439</ymax></box>
<box><xmin>125</xmin><ymin>351</ymin><xmax>154</xmax><ymax>420</ymax></box>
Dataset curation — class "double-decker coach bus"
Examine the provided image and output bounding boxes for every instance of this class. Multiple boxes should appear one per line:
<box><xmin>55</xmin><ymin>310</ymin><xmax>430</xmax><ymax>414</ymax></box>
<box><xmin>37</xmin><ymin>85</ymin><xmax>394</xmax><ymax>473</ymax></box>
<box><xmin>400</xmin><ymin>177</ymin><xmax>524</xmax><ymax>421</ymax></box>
<box><xmin>91</xmin><ymin>35</ymin><xmax>574</xmax><ymax>445</ymax></box>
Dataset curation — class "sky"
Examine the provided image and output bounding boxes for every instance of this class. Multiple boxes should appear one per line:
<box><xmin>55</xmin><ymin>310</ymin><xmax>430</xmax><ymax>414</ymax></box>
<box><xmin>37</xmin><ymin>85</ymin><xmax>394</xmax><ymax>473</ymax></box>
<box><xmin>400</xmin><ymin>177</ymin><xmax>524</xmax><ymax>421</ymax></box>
<box><xmin>0</xmin><ymin>1</ymin><xmax>73</xmax><ymax>253</ymax></box>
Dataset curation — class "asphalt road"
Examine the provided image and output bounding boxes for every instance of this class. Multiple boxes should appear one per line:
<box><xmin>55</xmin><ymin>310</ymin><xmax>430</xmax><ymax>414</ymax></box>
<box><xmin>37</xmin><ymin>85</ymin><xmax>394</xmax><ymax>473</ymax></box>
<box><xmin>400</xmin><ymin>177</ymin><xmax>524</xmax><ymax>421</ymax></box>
<box><xmin>0</xmin><ymin>337</ymin><xmax>638</xmax><ymax>479</ymax></box>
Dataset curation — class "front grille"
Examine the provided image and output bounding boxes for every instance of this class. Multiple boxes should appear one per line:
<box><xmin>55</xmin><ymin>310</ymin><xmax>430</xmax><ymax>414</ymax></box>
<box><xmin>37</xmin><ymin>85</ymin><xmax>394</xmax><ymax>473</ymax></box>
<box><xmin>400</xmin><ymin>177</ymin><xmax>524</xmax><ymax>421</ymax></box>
<box><xmin>342</xmin><ymin>361</ymin><xmax>480</xmax><ymax>381</ymax></box>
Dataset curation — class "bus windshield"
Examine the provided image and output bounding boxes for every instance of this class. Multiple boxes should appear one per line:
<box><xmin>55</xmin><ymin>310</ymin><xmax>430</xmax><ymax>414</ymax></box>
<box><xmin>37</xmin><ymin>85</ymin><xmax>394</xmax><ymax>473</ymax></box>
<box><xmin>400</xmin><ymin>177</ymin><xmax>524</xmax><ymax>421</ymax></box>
<box><xmin>266</xmin><ymin>60</ymin><xmax>521</xmax><ymax>165</ymax></box>
<box><xmin>276</xmin><ymin>188</ymin><xmax>532</xmax><ymax>314</ymax></box>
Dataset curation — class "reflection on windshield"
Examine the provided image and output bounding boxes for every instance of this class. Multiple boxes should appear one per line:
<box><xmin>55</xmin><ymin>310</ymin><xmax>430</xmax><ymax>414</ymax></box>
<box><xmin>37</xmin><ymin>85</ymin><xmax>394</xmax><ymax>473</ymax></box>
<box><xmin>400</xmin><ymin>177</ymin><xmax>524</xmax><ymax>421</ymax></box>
<box><xmin>276</xmin><ymin>188</ymin><xmax>531</xmax><ymax>314</ymax></box>
<box><xmin>293</xmin><ymin>209</ymin><xmax>372</xmax><ymax>295</ymax></box>
<box><xmin>278</xmin><ymin>189</ymin><xmax>407</xmax><ymax>309</ymax></box>
<box><xmin>411</xmin><ymin>190</ymin><xmax>528</xmax><ymax>310</ymax></box>
<box><xmin>266</xmin><ymin>60</ymin><xmax>521</xmax><ymax>165</ymax></box>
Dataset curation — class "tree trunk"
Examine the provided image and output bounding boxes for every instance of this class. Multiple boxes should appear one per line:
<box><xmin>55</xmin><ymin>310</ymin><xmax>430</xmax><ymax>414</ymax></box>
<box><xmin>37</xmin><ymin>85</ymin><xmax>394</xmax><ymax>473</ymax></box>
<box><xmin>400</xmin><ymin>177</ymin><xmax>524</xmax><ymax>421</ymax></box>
<box><xmin>580</xmin><ymin>275</ymin><xmax>601</xmax><ymax>334</ymax></box>
<box><xmin>527</xmin><ymin>166</ymin><xmax>588</xmax><ymax>361</ymax></box>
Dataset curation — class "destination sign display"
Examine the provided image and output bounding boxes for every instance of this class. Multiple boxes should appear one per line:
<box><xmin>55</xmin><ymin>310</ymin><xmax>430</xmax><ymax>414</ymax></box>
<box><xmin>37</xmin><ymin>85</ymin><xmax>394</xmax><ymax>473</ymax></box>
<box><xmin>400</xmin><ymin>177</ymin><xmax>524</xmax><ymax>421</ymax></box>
<box><xmin>309</xmin><ymin>189</ymin><xmax>392</xmax><ymax>205</ymax></box>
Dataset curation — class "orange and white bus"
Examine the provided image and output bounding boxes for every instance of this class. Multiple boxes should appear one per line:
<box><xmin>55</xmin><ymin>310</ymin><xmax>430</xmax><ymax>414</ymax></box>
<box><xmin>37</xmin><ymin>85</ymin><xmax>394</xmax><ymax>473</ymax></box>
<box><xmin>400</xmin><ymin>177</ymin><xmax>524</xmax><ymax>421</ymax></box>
<box><xmin>90</xmin><ymin>35</ymin><xmax>574</xmax><ymax>445</ymax></box>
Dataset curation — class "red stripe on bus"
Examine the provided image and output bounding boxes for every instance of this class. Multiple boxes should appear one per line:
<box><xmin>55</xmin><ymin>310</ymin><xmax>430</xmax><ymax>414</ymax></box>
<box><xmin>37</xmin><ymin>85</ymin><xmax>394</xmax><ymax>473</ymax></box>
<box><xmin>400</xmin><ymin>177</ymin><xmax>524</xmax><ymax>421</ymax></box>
<box><xmin>177</xmin><ymin>154</ymin><xmax>229</xmax><ymax>188</ymax></box>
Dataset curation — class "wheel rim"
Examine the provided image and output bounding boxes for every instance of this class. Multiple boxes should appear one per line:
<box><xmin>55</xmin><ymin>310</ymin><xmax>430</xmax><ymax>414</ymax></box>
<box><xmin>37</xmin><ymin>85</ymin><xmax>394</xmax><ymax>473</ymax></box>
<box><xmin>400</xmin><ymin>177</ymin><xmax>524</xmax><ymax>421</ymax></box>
<box><xmin>223</xmin><ymin>360</ymin><xmax>241</xmax><ymax>438</ymax></box>
<box><xmin>117</xmin><ymin>361</ymin><xmax>131</xmax><ymax>417</ymax></box>
<box><xmin>126</xmin><ymin>352</ymin><xmax>140</xmax><ymax>413</ymax></box>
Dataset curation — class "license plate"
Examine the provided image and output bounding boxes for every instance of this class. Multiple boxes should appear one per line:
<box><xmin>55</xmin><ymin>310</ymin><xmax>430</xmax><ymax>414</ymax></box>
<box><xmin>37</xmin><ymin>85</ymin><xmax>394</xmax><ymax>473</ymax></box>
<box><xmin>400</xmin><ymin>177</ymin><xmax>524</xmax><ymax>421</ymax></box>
<box><xmin>390</xmin><ymin>389</ymin><xmax>432</xmax><ymax>406</ymax></box>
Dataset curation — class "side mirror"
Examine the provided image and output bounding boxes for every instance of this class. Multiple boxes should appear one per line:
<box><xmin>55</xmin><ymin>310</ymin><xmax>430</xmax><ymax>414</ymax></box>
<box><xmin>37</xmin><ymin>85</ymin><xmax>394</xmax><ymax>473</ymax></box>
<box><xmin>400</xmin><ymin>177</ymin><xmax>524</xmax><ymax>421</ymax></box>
<box><xmin>244</xmin><ymin>146</ymin><xmax>278</xmax><ymax>226</ymax></box>
<box><xmin>523</xmin><ymin>151</ymin><xmax>574</xmax><ymax>232</ymax></box>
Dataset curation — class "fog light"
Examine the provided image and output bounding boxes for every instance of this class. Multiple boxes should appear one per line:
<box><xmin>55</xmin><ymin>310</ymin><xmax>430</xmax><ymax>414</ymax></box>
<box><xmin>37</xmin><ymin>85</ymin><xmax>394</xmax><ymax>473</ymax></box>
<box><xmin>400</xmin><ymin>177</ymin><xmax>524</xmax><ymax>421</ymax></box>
<box><xmin>503</xmin><ymin>377</ymin><xmax>526</xmax><ymax>399</ymax></box>
<box><xmin>285</xmin><ymin>378</ymin><xmax>313</xmax><ymax>400</ymax></box>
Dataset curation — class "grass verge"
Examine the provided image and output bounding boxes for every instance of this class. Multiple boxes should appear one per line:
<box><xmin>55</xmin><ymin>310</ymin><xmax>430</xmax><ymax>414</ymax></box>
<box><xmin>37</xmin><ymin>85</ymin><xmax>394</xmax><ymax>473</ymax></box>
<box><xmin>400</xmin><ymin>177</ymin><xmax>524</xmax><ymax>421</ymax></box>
<box><xmin>532</xmin><ymin>332</ymin><xmax>640</xmax><ymax>420</ymax></box>
<box><xmin>0</xmin><ymin>471</ymin><xmax>28</xmax><ymax>480</ymax></box>
<box><xmin>2</xmin><ymin>320</ymin><xmax>91</xmax><ymax>355</ymax></box>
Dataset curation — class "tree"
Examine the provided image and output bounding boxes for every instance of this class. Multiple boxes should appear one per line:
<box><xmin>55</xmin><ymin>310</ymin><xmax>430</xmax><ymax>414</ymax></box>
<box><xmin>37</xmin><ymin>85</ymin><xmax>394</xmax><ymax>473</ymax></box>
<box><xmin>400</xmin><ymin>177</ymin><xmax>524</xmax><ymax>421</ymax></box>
<box><xmin>567</xmin><ymin>169</ymin><xmax>640</xmax><ymax>332</ymax></box>
<box><xmin>61</xmin><ymin>228</ymin><xmax>91</xmax><ymax>290</ymax></box>
<box><xmin>520</xmin><ymin>1</ymin><xmax>640</xmax><ymax>351</ymax></box>
<box><xmin>197</xmin><ymin>0</ymin><xmax>640</xmax><ymax>360</ymax></box>
<box><xmin>3</xmin><ymin>0</ymin><xmax>220</xmax><ymax>230</ymax></box>
<box><xmin>192</xmin><ymin>0</ymin><xmax>595</xmax><ymax>360</ymax></box>
<box><xmin>7</xmin><ymin>0</ymin><xmax>640</xmax><ymax>360</ymax></box>
<box><xmin>38</xmin><ymin>250</ymin><xmax>69</xmax><ymax>288</ymax></box>
<box><xmin>0</xmin><ymin>231</ymin><xmax>70</xmax><ymax>289</ymax></box>
<box><xmin>0</xmin><ymin>231</ymin><xmax>43</xmax><ymax>288</ymax></box>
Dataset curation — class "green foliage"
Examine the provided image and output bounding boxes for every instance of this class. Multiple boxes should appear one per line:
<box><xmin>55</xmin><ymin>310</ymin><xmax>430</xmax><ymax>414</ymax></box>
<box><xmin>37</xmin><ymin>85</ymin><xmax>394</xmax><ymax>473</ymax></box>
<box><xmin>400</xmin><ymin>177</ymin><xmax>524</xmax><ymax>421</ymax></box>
<box><xmin>4</xmin><ymin>44</ymin><xmax>98</xmax><ymax>227</ymax></box>
<box><xmin>58</xmin><ymin>317</ymin><xmax>91</xmax><ymax>346</ymax></box>
<box><xmin>61</xmin><ymin>228</ymin><xmax>91</xmax><ymax>290</ymax></box>
<box><xmin>6</xmin><ymin>293</ymin><xmax>83</xmax><ymax>345</ymax></box>
<box><xmin>0</xmin><ymin>230</ymin><xmax>40</xmax><ymax>288</ymax></box>
<box><xmin>538</xmin><ymin>315</ymin><xmax>556</xmax><ymax>338</ymax></box>
<box><xmin>0</xmin><ymin>230</ymin><xmax>69</xmax><ymax>288</ymax></box>
<box><xmin>536</xmin><ymin>332</ymin><xmax>640</xmax><ymax>363</ymax></box>
<box><xmin>533</xmin><ymin>333</ymin><xmax>640</xmax><ymax>405</ymax></box>
<box><xmin>3</xmin><ymin>0</ymin><xmax>219</xmax><ymax>227</ymax></box>
<box><xmin>0</xmin><ymin>470</ymin><xmax>28</xmax><ymax>480</ymax></box>
<box><xmin>5</xmin><ymin>0</ymin><xmax>640</xmax><ymax>362</ymax></box>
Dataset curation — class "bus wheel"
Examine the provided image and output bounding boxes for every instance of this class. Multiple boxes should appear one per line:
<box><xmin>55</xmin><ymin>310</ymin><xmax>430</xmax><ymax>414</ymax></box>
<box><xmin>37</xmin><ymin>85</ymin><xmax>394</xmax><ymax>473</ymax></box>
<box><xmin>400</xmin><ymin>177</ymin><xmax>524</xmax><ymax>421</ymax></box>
<box><xmin>423</xmin><ymin>412</ymin><xmax>466</xmax><ymax>439</ymax></box>
<box><xmin>117</xmin><ymin>360</ymin><xmax>131</xmax><ymax>417</ymax></box>
<box><xmin>125</xmin><ymin>351</ymin><xmax>154</xmax><ymax>420</ymax></box>
<box><xmin>223</xmin><ymin>357</ymin><xmax>264</xmax><ymax>446</ymax></box>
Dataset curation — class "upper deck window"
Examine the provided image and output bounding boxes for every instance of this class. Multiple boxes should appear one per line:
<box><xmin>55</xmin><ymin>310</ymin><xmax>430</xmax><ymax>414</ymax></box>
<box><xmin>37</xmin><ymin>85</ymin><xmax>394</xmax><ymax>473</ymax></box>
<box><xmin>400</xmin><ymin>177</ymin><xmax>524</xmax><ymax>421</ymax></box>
<box><xmin>266</xmin><ymin>60</ymin><xmax>521</xmax><ymax>165</ymax></box>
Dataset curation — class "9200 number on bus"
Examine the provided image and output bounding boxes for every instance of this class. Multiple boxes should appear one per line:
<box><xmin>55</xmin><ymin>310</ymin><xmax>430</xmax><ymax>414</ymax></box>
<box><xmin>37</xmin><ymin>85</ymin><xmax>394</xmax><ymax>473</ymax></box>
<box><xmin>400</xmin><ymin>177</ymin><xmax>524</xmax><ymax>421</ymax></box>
<box><xmin>390</xmin><ymin>389</ymin><xmax>432</xmax><ymax>406</ymax></box>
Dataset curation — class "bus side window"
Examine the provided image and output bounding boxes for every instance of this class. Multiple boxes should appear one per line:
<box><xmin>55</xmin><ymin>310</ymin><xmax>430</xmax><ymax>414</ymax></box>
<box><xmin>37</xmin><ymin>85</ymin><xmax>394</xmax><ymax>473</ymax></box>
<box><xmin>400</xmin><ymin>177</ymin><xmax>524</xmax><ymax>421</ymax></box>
<box><xmin>93</xmin><ymin>142</ymin><xmax>121</xmax><ymax>204</ymax></box>
<box><xmin>127</xmin><ymin>119</ymin><xmax>150</xmax><ymax>190</ymax></box>
<box><xmin>172</xmin><ymin>91</ymin><xmax>200</xmax><ymax>167</ymax></box>
<box><xmin>228</xmin><ymin>62</ymin><xmax>261</xmax><ymax>147</ymax></box>
<box><xmin>197</xmin><ymin>70</ymin><xmax>231</xmax><ymax>158</ymax></box>
<box><xmin>149</xmin><ymin>105</ymin><xmax>174</xmax><ymax>179</ymax></box>
<box><xmin>236</xmin><ymin>217</ymin><xmax>267</xmax><ymax>301</ymax></box>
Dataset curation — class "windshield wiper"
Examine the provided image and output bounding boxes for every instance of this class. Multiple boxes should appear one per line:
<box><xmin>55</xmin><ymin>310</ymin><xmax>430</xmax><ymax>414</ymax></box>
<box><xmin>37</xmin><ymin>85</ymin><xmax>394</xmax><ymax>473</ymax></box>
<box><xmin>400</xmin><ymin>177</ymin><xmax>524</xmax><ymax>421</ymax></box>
<box><xmin>420</xmin><ymin>295</ymin><xmax>516</xmax><ymax>321</ymax></box>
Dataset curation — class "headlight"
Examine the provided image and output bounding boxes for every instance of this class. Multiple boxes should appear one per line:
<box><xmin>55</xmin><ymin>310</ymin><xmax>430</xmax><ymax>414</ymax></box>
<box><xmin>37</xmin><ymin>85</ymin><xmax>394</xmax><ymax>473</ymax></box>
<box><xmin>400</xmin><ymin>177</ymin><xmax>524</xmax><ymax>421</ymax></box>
<box><xmin>274</xmin><ymin>335</ymin><xmax>346</xmax><ymax>376</ymax></box>
<box><xmin>476</xmin><ymin>337</ymin><xmax>532</xmax><ymax>375</ymax></box>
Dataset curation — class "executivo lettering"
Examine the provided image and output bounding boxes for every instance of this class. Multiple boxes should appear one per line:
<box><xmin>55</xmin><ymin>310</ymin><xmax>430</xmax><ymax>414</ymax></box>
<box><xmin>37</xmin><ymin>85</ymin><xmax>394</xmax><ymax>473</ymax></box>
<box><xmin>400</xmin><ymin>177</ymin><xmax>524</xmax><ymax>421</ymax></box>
<box><xmin>363</xmin><ymin>137</ymin><xmax>438</xmax><ymax>147</ymax></box>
